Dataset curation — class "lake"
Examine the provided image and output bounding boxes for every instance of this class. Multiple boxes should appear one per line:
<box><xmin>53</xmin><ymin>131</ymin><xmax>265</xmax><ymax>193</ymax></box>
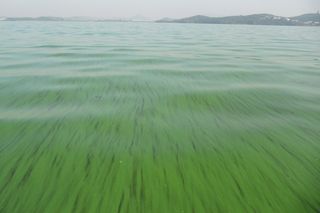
<box><xmin>0</xmin><ymin>21</ymin><xmax>319</xmax><ymax>212</ymax></box>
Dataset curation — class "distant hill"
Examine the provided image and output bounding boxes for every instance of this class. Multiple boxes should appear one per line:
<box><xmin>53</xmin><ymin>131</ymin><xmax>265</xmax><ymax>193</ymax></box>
<box><xmin>291</xmin><ymin>13</ymin><xmax>320</xmax><ymax>23</ymax></box>
<box><xmin>156</xmin><ymin>13</ymin><xmax>320</xmax><ymax>26</ymax></box>
<box><xmin>2</xmin><ymin>13</ymin><xmax>319</xmax><ymax>26</ymax></box>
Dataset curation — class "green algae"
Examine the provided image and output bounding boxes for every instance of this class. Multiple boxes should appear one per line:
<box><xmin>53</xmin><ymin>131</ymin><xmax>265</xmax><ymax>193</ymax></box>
<box><xmin>0</xmin><ymin>22</ymin><xmax>320</xmax><ymax>212</ymax></box>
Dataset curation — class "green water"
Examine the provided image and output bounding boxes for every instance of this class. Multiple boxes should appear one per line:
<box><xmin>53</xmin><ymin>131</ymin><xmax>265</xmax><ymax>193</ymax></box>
<box><xmin>0</xmin><ymin>22</ymin><xmax>319</xmax><ymax>212</ymax></box>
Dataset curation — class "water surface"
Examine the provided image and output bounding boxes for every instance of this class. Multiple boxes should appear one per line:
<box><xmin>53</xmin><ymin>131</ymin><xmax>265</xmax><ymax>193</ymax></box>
<box><xmin>0</xmin><ymin>22</ymin><xmax>320</xmax><ymax>212</ymax></box>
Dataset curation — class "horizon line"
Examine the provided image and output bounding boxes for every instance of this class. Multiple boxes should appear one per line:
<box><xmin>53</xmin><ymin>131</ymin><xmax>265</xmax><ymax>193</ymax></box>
<box><xmin>1</xmin><ymin>11</ymin><xmax>319</xmax><ymax>20</ymax></box>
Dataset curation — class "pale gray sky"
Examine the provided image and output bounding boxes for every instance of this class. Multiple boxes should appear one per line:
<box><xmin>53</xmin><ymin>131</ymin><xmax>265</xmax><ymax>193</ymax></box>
<box><xmin>0</xmin><ymin>0</ymin><xmax>319</xmax><ymax>19</ymax></box>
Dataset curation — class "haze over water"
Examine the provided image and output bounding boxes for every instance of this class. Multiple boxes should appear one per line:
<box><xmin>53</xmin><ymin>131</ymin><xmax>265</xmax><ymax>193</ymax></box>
<box><xmin>0</xmin><ymin>21</ymin><xmax>320</xmax><ymax>212</ymax></box>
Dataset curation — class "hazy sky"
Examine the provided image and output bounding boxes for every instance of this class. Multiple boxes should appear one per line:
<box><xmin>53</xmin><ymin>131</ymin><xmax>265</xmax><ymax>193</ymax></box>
<box><xmin>0</xmin><ymin>0</ymin><xmax>319</xmax><ymax>19</ymax></box>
